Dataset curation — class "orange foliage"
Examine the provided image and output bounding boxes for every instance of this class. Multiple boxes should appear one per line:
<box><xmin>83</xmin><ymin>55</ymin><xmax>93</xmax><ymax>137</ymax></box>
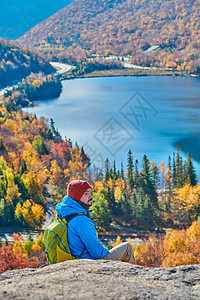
<box><xmin>0</xmin><ymin>244</ymin><xmax>39</xmax><ymax>274</ymax></box>
<box><xmin>135</xmin><ymin>222</ymin><xmax>200</xmax><ymax>267</ymax></box>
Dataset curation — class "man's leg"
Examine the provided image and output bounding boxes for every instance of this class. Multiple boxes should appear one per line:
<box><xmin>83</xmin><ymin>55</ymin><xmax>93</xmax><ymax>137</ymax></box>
<box><xmin>102</xmin><ymin>242</ymin><xmax>136</xmax><ymax>264</ymax></box>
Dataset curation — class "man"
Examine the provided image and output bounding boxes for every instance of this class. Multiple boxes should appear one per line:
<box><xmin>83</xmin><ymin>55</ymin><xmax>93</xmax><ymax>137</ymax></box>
<box><xmin>56</xmin><ymin>180</ymin><xmax>135</xmax><ymax>264</ymax></box>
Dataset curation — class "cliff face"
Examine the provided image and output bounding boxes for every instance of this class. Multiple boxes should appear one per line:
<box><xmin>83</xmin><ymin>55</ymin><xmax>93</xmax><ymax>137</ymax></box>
<box><xmin>0</xmin><ymin>260</ymin><xmax>199</xmax><ymax>299</ymax></box>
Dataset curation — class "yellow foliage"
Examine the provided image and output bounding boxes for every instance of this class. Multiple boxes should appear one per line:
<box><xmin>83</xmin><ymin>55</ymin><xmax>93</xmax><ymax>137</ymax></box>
<box><xmin>5</xmin><ymin>167</ymin><xmax>21</xmax><ymax>201</ymax></box>
<box><xmin>94</xmin><ymin>181</ymin><xmax>104</xmax><ymax>193</ymax></box>
<box><xmin>67</xmin><ymin>147</ymin><xmax>88</xmax><ymax>181</ymax></box>
<box><xmin>14</xmin><ymin>200</ymin><xmax>44</xmax><ymax>228</ymax></box>
<box><xmin>31</xmin><ymin>203</ymin><xmax>45</xmax><ymax>223</ymax></box>
<box><xmin>171</xmin><ymin>184</ymin><xmax>200</xmax><ymax>226</ymax></box>
<box><xmin>105</xmin><ymin>178</ymin><xmax>114</xmax><ymax>189</ymax></box>
<box><xmin>13</xmin><ymin>241</ymin><xmax>23</xmax><ymax>253</ymax></box>
<box><xmin>115</xmin><ymin>178</ymin><xmax>125</xmax><ymax>190</ymax></box>
<box><xmin>161</xmin><ymin>252</ymin><xmax>198</xmax><ymax>267</ymax></box>
<box><xmin>113</xmin><ymin>235</ymin><xmax>122</xmax><ymax>247</ymax></box>
<box><xmin>31</xmin><ymin>243</ymin><xmax>40</xmax><ymax>251</ymax></box>
<box><xmin>114</xmin><ymin>186</ymin><xmax>122</xmax><ymax>201</ymax></box>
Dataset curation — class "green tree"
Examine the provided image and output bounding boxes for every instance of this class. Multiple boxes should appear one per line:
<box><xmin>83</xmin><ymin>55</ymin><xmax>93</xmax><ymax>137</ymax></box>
<box><xmin>20</xmin><ymin>159</ymin><xmax>27</xmax><ymax>176</ymax></box>
<box><xmin>172</xmin><ymin>152</ymin><xmax>177</xmax><ymax>188</ymax></box>
<box><xmin>185</xmin><ymin>152</ymin><xmax>197</xmax><ymax>186</ymax></box>
<box><xmin>91</xmin><ymin>193</ymin><xmax>111</xmax><ymax>226</ymax></box>
<box><xmin>127</xmin><ymin>150</ymin><xmax>134</xmax><ymax>190</ymax></box>
<box><xmin>32</xmin><ymin>135</ymin><xmax>48</xmax><ymax>156</ymax></box>
<box><xmin>176</xmin><ymin>145</ymin><xmax>184</xmax><ymax>188</ymax></box>
<box><xmin>140</xmin><ymin>155</ymin><xmax>158</xmax><ymax>208</ymax></box>
<box><xmin>104</xmin><ymin>158</ymin><xmax>110</xmax><ymax>182</ymax></box>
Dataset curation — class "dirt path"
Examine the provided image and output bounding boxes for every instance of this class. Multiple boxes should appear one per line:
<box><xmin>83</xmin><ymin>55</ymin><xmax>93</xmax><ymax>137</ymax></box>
<box><xmin>42</xmin><ymin>184</ymin><xmax>54</xmax><ymax>230</ymax></box>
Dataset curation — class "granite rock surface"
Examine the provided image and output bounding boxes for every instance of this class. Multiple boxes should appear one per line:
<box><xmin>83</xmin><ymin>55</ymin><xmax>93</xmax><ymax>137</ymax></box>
<box><xmin>0</xmin><ymin>260</ymin><xmax>199</xmax><ymax>299</ymax></box>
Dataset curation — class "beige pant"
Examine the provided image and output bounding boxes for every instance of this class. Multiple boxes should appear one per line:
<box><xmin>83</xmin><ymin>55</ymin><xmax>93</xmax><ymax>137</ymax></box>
<box><xmin>102</xmin><ymin>242</ymin><xmax>136</xmax><ymax>264</ymax></box>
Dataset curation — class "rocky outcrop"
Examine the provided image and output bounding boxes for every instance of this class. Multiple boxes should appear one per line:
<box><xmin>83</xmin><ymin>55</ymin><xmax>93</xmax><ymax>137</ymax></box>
<box><xmin>0</xmin><ymin>260</ymin><xmax>199</xmax><ymax>299</ymax></box>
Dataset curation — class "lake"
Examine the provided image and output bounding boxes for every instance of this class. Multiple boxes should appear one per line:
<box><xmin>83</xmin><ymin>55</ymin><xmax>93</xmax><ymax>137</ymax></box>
<box><xmin>23</xmin><ymin>76</ymin><xmax>200</xmax><ymax>177</ymax></box>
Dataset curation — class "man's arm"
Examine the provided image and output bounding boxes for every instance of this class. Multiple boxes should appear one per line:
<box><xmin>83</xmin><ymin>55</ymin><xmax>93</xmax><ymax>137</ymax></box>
<box><xmin>74</xmin><ymin>216</ymin><xmax>109</xmax><ymax>259</ymax></box>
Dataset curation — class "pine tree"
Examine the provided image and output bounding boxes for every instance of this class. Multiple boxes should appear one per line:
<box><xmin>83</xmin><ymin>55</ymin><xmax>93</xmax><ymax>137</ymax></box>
<box><xmin>127</xmin><ymin>150</ymin><xmax>134</xmax><ymax>190</ymax></box>
<box><xmin>172</xmin><ymin>152</ymin><xmax>177</xmax><ymax>188</ymax></box>
<box><xmin>151</xmin><ymin>160</ymin><xmax>159</xmax><ymax>189</ymax></box>
<box><xmin>134</xmin><ymin>159</ymin><xmax>140</xmax><ymax>191</ymax></box>
<box><xmin>113</xmin><ymin>161</ymin><xmax>117</xmax><ymax>181</ymax></box>
<box><xmin>176</xmin><ymin>145</ymin><xmax>184</xmax><ymax>188</ymax></box>
<box><xmin>186</xmin><ymin>152</ymin><xmax>197</xmax><ymax>186</ymax></box>
<box><xmin>137</xmin><ymin>189</ymin><xmax>146</xmax><ymax>226</ymax></box>
<box><xmin>141</xmin><ymin>155</ymin><xmax>158</xmax><ymax>208</ymax></box>
<box><xmin>120</xmin><ymin>162</ymin><xmax>124</xmax><ymax>179</ymax></box>
<box><xmin>143</xmin><ymin>195</ymin><xmax>157</xmax><ymax>228</ymax></box>
<box><xmin>0</xmin><ymin>139</ymin><xmax>6</xmax><ymax>152</ymax></box>
<box><xmin>105</xmin><ymin>187</ymin><xmax>116</xmax><ymax>217</ymax></box>
<box><xmin>104</xmin><ymin>158</ymin><xmax>110</xmax><ymax>182</ymax></box>
<box><xmin>20</xmin><ymin>160</ymin><xmax>27</xmax><ymax>176</ymax></box>
<box><xmin>166</xmin><ymin>156</ymin><xmax>173</xmax><ymax>212</ymax></box>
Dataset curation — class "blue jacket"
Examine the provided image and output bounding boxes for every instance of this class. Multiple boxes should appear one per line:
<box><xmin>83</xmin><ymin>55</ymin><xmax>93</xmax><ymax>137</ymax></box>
<box><xmin>55</xmin><ymin>196</ymin><xmax>109</xmax><ymax>259</ymax></box>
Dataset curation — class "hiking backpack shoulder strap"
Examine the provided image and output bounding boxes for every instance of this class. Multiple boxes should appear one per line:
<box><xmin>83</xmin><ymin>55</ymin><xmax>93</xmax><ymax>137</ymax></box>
<box><xmin>65</xmin><ymin>212</ymin><xmax>85</xmax><ymax>223</ymax></box>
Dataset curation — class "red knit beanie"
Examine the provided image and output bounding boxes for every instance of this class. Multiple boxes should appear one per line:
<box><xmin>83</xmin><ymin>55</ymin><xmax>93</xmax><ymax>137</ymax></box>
<box><xmin>67</xmin><ymin>180</ymin><xmax>92</xmax><ymax>201</ymax></box>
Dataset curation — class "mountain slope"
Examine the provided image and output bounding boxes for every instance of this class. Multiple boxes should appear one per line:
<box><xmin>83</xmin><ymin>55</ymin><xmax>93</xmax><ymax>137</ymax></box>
<box><xmin>17</xmin><ymin>0</ymin><xmax>200</xmax><ymax>72</ymax></box>
<box><xmin>0</xmin><ymin>38</ymin><xmax>54</xmax><ymax>88</ymax></box>
<box><xmin>0</xmin><ymin>0</ymin><xmax>73</xmax><ymax>40</ymax></box>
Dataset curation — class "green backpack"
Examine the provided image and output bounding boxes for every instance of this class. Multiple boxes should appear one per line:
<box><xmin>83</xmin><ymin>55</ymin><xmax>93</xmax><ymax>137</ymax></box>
<box><xmin>44</xmin><ymin>213</ymin><xmax>85</xmax><ymax>265</ymax></box>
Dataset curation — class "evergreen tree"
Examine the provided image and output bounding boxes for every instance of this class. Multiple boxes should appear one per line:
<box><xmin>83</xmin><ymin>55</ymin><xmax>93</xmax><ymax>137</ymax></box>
<box><xmin>105</xmin><ymin>187</ymin><xmax>116</xmax><ymax>217</ymax></box>
<box><xmin>141</xmin><ymin>155</ymin><xmax>158</xmax><ymax>208</ymax></box>
<box><xmin>166</xmin><ymin>156</ymin><xmax>173</xmax><ymax>212</ymax></box>
<box><xmin>104</xmin><ymin>158</ymin><xmax>110</xmax><ymax>182</ymax></box>
<box><xmin>0</xmin><ymin>199</ymin><xmax>14</xmax><ymax>226</ymax></box>
<box><xmin>172</xmin><ymin>152</ymin><xmax>177</xmax><ymax>188</ymax></box>
<box><xmin>127</xmin><ymin>150</ymin><xmax>134</xmax><ymax>190</ymax></box>
<box><xmin>67</xmin><ymin>138</ymin><xmax>73</xmax><ymax>147</ymax></box>
<box><xmin>113</xmin><ymin>161</ymin><xmax>117</xmax><ymax>181</ymax></box>
<box><xmin>130</xmin><ymin>189</ymin><xmax>139</xmax><ymax>221</ymax></box>
<box><xmin>186</xmin><ymin>152</ymin><xmax>197</xmax><ymax>186</ymax></box>
<box><xmin>0</xmin><ymin>139</ymin><xmax>6</xmax><ymax>152</ymax></box>
<box><xmin>134</xmin><ymin>159</ymin><xmax>140</xmax><ymax>191</ymax></box>
<box><xmin>137</xmin><ymin>189</ymin><xmax>146</xmax><ymax>226</ymax></box>
<box><xmin>20</xmin><ymin>159</ymin><xmax>27</xmax><ymax>176</ymax></box>
<box><xmin>119</xmin><ymin>192</ymin><xmax>134</xmax><ymax>225</ymax></box>
<box><xmin>143</xmin><ymin>195</ymin><xmax>157</xmax><ymax>228</ymax></box>
<box><xmin>151</xmin><ymin>161</ymin><xmax>160</xmax><ymax>189</ymax></box>
<box><xmin>120</xmin><ymin>162</ymin><xmax>124</xmax><ymax>179</ymax></box>
<box><xmin>176</xmin><ymin>145</ymin><xmax>184</xmax><ymax>188</ymax></box>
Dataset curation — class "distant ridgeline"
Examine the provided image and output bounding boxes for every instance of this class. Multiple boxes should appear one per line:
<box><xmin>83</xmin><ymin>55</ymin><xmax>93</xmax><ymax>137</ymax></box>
<box><xmin>17</xmin><ymin>0</ymin><xmax>200</xmax><ymax>74</ymax></box>
<box><xmin>0</xmin><ymin>38</ymin><xmax>54</xmax><ymax>88</ymax></box>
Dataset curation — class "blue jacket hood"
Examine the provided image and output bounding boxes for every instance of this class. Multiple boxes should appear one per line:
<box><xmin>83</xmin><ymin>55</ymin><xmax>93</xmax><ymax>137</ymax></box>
<box><xmin>55</xmin><ymin>195</ymin><xmax>87</xmax><ymax>218</ymax></box>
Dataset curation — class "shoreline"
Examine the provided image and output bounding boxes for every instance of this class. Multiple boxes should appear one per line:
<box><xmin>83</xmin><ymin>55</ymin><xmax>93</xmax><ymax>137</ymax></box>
<box><xmin>61</xmin><ymin>67</ymin><xmax>199</xmax><ymax>81</ymax></box>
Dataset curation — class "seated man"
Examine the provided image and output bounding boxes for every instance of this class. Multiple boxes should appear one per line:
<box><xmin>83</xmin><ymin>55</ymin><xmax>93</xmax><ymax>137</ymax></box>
<box><xmin>56</xmin><ymin>180</ymin><xmax>135</xmax><ymax>264</ymax></box>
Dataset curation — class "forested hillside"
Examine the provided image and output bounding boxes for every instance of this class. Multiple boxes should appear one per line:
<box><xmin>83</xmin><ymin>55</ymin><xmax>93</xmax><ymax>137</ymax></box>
<box><xmin>17</xmin><ymin>0</ymin><xmax>200</xmax><ymax>73</ymax></box>
<box><xmin>0</xmin><ymin>87</ymin><xmax>199</xmax><ymax>231</ymax></box>
<box><xmin>0</xmin><ymin>38</ymin><xmax>54</xmax><ymax>88</ymax></box>
<box><xmin>0</xmin><ymin>96</ymin><xmax>90</xmax><ymax>228</ymax></box>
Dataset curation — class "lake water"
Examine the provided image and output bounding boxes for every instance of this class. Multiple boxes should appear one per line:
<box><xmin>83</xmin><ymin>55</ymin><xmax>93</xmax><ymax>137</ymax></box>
<box><xmin>23</xmin><ymin>76</ymin><xmax>200</xmax><ymax>177</ymax></box>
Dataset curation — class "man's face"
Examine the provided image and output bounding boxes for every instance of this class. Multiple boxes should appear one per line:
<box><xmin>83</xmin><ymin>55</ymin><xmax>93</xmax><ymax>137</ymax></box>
<box><xmin>79</xmin><ymin>188</ymin><xmax>93</xmax><ymax>206</ymax></box>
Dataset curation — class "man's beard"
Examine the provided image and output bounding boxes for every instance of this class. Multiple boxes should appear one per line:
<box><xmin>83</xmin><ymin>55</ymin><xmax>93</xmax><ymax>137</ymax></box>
<box><xmin>75</xmin><ymin>199</ymin><xmax>92</xmax><ymax>211</ymax></box>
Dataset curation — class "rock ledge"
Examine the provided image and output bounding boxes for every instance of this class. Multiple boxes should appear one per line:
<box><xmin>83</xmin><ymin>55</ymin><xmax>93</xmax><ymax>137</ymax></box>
<box><xmin>0</xmin><ymin>260</ymin><xmax>200</xmax><ymax>299</ymax></box>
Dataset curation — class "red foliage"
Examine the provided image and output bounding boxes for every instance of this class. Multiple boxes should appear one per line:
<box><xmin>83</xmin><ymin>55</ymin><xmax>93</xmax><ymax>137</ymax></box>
<box><xmin>50</xmin><ymin>141</ymin><xmax>70</xmax><ymax>168</ymax></box>
<box><xmin>0</xmin><ymin>244</ymin><xmax>39</xmax><ymax>274</ymax></box>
